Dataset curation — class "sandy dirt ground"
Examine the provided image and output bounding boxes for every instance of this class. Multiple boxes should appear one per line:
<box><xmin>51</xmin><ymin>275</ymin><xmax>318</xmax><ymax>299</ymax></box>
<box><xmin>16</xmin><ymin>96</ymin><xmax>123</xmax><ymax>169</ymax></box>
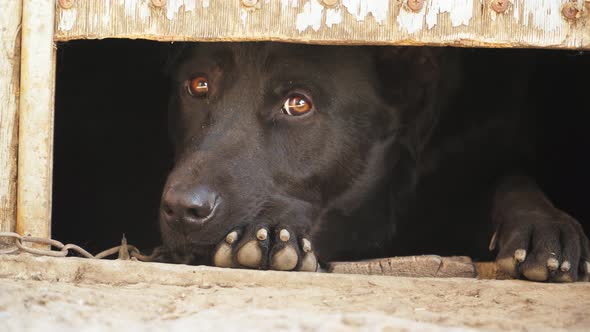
<box><xmin>1</xmin><ymin>255</ymin><xmax>589</xmax><ymax>331</ymax></box>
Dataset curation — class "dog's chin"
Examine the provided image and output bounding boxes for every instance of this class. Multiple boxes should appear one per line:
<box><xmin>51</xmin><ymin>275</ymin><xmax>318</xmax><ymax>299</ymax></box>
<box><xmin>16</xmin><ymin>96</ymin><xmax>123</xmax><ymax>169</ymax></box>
<box><xmin>162</xmin><ymin>228</ymin><xmax>216</xmax><ymax>247</ymax></box>
<box><xmin>160</xmin><ymin>219</ymin><xmax>230</xmax><ymax>259</ymax></box>
<box><xmin>160</xmin><ymin>233</ymin><xmax>216</xmax><ymax>265</ymax></box>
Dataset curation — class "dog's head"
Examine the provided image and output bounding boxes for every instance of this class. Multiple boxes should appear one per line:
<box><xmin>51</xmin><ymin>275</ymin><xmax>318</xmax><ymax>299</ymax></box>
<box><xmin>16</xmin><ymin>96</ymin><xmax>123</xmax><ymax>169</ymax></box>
<box><xmin>159</xmin><ymin>43</ymin><xmax>446</xmax><ymax>260</ymax></box>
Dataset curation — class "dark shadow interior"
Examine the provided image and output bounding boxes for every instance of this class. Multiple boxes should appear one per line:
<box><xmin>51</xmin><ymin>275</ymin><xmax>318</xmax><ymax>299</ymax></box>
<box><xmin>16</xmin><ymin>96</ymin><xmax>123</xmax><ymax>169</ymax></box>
<box><xmin>53</xmin><ymin>40</ymin><xmax>173</xmax><ymax>254</ymax></box>
<box><xmin>52</xmin><ymin>40</ymin><xmax>590</xmax><ymax>259</ymax></box>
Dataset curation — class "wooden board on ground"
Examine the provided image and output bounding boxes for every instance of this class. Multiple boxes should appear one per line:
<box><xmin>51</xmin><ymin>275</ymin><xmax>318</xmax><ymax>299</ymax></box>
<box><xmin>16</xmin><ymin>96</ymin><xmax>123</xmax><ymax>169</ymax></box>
<box><xmin>327</xmin><ymin>256</ymin><xmax>513</xmax><ymax>279</ymax></box>
<box><xmin>327</xmin><ymin>255</ymin><xmax>478</xmax><ymax>278</ymax></box>
<box><xmin>0</xmin><ymin>253</ymin><xmax>505</xmax><ymax>283</ymax></box>
<box><xmin>0</xmin><ymin>254</ymin><xmax>480</xmax><ymax>287</ymax></box>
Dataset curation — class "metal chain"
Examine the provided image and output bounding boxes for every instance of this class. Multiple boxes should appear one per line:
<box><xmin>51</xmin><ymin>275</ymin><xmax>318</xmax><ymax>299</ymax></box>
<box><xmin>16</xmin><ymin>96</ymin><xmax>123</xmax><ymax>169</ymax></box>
<box><xmin>0</xmin><ymin>232</ymin><xmax>163</xmax><ymax>262</ymax></box>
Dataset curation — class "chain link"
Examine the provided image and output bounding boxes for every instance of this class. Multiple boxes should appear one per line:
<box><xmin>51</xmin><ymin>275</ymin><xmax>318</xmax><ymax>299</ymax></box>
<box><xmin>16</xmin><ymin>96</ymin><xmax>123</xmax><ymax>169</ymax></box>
<box><xmin>0</xmin><ymin>232</ymin><xmax>162</xmax><ymax>262</ymax></box>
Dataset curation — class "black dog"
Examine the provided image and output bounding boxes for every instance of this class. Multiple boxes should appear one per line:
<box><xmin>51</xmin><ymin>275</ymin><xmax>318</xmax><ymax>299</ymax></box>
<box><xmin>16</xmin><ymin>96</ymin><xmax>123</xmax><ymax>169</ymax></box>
<box><xmin>158</xmin><ymin>43</ymin><xmax>589</xmax><ymax>282</ymax></box>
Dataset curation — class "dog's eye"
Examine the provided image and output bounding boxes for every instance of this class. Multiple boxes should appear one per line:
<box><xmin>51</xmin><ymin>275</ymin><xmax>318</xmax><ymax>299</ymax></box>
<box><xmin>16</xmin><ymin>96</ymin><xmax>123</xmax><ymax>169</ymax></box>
<box><xmin>282</xmin><ymin>94</ymin><xmax>312</xmax><ymax>116</ymax></box>
<box><xmin>187</xmin><ymin>76</ymin><xmax>209</xmax><ymax>97</ymax></box>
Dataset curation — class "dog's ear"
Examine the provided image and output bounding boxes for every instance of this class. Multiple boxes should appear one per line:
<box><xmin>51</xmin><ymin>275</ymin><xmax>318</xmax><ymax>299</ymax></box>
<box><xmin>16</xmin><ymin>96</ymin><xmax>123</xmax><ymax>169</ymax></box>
<box><xmin>374</xmin><ymin>46</ymin><xmax>461</xmax><ymax>156</ymax></box>
<box><xmin>374</xmin><ymin>46</ymin><xmax>453</xmax><ymax>108</ymax></box>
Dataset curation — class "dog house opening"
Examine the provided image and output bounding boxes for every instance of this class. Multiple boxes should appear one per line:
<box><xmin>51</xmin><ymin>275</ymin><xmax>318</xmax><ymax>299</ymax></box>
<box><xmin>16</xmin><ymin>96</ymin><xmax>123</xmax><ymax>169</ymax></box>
<box><xmin>52</xmin><ymin>40</ymin><xmax>590</xmax><ymax>260</ymax></box>
<box><xmin>53</xmin><ymin>40</ymin><xmax>173</xmax><ymax>254</ymax></box>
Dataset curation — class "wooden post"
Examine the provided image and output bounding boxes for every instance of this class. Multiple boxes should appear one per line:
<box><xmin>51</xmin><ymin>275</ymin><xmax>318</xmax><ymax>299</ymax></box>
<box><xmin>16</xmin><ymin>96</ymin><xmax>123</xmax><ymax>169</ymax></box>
<box><xmin>16</xmin><ymin>0</ymin><xmax>56</xmax><ymax>242</ymax></box>
<box><xmin>0</xmin><ymin>0</ymin><xmax>22</xmax><ymax>248</ymax></box>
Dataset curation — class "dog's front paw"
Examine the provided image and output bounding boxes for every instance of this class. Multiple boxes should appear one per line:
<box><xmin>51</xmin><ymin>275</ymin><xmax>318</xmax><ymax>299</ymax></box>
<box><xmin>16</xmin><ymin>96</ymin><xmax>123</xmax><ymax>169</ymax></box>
<box><xmin>492</xmin><ymin>209</ymin><xmax>590</xmax><ymax>282</ymax></box>
<box><xmin>211</xmin><ymin>224</ymin><xmax>318</xmax><ymax>272</ymax></box>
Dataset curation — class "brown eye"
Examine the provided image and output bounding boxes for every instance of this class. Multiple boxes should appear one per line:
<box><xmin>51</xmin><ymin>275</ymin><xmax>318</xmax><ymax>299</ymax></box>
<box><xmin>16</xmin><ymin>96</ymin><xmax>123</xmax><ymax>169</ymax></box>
<box><xmin>282</xmin><ymin>94</ymin><xmax>313</xmax><ymax>116</ymax></box>
<box><xmin>187</xmin><ymin>76</ymin><xmax>209</xmax><ymax>97</ymax></box>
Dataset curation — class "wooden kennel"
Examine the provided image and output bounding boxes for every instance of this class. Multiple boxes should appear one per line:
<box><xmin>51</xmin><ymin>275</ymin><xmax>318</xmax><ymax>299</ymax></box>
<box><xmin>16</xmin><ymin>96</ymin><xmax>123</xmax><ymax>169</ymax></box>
<box><xmin>0</xmin><ymin>0</ymin><xmax>589</xmax><ymax>247</ymax></box>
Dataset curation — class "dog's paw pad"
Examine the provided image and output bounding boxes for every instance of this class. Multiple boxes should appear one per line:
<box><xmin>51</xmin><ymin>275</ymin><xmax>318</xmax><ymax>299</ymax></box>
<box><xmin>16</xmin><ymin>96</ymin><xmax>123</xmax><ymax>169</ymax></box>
<box><xmin>212</xmin><ymin>231</ymin><xmax>240</xmax><ymax>267</ymax></box>
<box><xmin>493</xmin><ymin>209</ymin><xmax>590</xmax><ymax>282</ymax></box>
<box><xmin>300</xmin><ymin>251</ymin><xmax>318</xmax><ymax>272</ymax></box>
<box><xmin>237</xmin><ymin>240</ymin><xmax>263</xmax><ymax>268</ymax></box>
<box><xmin>212</xmin><ymin>226</ymin><xmax>317</xmax><ymax>272</ymax></box>
<box><xmin>522</xmin><ymin>264</ymin><xmax>549</xmax><ymax>282</ymax></box>
<box><xmin>213</xmin><ymin>242</ymin><xmax>233</xmax><ymax>268</ymax></box>
<box><xmin>271</xmin><ymin>245</ymin><xmax>298</xmax><ymax>271</ymax></box>
<box><xmin>299</xmin><ymin>238</ymin><xmax>318</xmax><ymax>272</ymax></box>
<box><xmin>496</xmin><ymin>249</ymin><xmax>526</xmax><ymax>277</ymax></box>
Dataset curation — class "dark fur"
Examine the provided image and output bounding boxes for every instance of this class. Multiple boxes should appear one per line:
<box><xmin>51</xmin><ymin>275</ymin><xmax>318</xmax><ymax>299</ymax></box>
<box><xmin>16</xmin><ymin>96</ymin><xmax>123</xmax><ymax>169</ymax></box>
<box><xmin>159</xmin><ymin>43</ymin><xmax>589</xmax><ymax>281</ymax></box>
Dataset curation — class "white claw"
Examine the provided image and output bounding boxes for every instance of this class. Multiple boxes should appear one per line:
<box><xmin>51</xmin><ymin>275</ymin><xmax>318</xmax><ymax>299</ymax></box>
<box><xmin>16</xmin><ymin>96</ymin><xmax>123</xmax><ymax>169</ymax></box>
<box><xmin>488</xmin><ymin>231</ymin><xmax>498</xmax><ymax>251</ymax></box>
<box><xmin>302</xmin><ymin>238</ymin><xmax>312</xmax><ymax>253</ymax></box>
<box><xmin>256</xmin><ymin>228</ymin><xmax>268</xmax><ymax>241</ymax></box>
<box><xmin>514</xmin><ymin>249</ymin><xmax>527</xmax><ymax>262</ymax></box>
<box><xmin>279</xmin><ymin>229</ymin><xmax>290</xmax><ymax>242</ymax></box>
<box><xmin>547</xmin><ymin>257</ymin><xmax>559</xmax><ymax>271</ymax></box>
<box><xmin>225</xmin><ymin>231</ymin><xmax>238</xmax><ymax>244</ymax></box>
<box><xmin>560</xmin><ymin>261</ymin><xmax>571</xmax><ymax>272</ymax></box>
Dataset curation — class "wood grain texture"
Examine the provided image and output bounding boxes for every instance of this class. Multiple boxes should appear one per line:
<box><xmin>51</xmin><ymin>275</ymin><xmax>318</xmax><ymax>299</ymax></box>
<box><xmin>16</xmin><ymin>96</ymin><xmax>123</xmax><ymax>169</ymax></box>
<box><xmin>54</xmin><ymin>0</ymin><xmax>589</xmax><ymax>49</ymax></box>
<box><xmin>0</xmin><ymin>254</ymin><xmax>476</xmax><ymax>286</ymax></box>
<box><xmin>16</xmin><ymin>0</ymin><xmax>56</xmax><ymax>244</ymax></box>
<box><xmin>0</xmin><ymin>0</ymin><xmax>22</xmax><ymax>248</ymax></box>
<box><xmin>327</xmin><ymin>256</ymin><xmax>478</xmax><ymax>278</ymax></box>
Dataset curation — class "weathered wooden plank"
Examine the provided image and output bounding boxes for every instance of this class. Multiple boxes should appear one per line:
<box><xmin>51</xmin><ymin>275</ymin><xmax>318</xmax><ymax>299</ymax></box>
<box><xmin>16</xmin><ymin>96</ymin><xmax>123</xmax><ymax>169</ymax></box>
<box><xmin>0</xmin><ymin>0</ymin><xmax>22</xmax><ymax>249</ymax></box>
<box><xmin>327</xmin><ymin>256</ymin><xmax>478</xmax><ymax>278</ymax></box>
<box><xmin>17</xmin><ymin>0</ymin><xmax>56</xmax><ymax>244</ymax></box>
<box><xmin>54</xmin><ymin>0</ymin><xmax>589</xmax><ymax>49</ymax></box>
<box><xmin>327</xmin><ymin>256</ymin><xmax>516</xmax><ymax>279</ymax></box>
<box><xmin>0</xmin><ymin>254</ymin><xmax>477</xmax><ymax>287</ymax></box>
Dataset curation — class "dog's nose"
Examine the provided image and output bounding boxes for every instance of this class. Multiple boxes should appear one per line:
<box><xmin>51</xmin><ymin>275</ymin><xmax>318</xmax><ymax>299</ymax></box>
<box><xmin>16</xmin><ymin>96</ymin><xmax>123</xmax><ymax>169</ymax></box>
<box><xmin>161</xmin><ymin>186</ymin><xmax>220</xmax><ymax>225</ymax></box>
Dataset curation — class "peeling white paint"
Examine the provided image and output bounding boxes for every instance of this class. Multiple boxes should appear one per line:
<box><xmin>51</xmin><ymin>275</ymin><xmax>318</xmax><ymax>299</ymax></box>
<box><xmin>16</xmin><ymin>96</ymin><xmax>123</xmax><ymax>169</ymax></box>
<box><xmin>185</xmin><ymin>0</ymin><xmax>197</xmax><ymax>12</ymax></box>
<box><xmin>281</xmin><ymin>0</ymin><xmax>299</xmax><ymax>10</ymax></box>
<box><xmin>241</xmin><ymin>9</ymin><xmax>248</xmax><ymax>28</ymax></box>
<box><xmin>124</xmin><ymin>0</ymin><xmax>139</xmax><ymax>17</ymax></box>
<box><xmin>102</xmin><ymin>1</ymin><xmax>111</xmax><ymax>26</ymax></box>
<box><xmin>296</xmin><ymin>0</ymin><xmax>324</xmax><ymax>32</ymax></box>
<box><xmin>53</xmin><ymin>0</ymin><xmax>574</xmax><ymax>48</ymax></box>
<box><xmin>513</xmin><ymin>0</ymin><xmax>563</xmax><ymax>32</ymax></box>
<box><xmin>58</xmin><ymin>8</ymin><xmax>77</xmax><ymax>31</ymax></box>
<box><xmin>325</xmin><ymin>8</ymin><xmax>343</xmax><ymax>28</ymax></box>
<box><xmin>341</xmin><ymin>0</ymin><xmax>389</xmax><ymax>24</ymax></box>
<box><xmin>425</xmin><ymin>0</ymin><xmax>474</xmax><ymax>29</ymax></box>
<box><xmin>448</xmin><ymin>0</ymin><xmax>473</xmax><ymax>27</ymax></box>
<box><xmin>166</xmin><ymin>0</ymin><xmax>196</xmax><ymax>20</ymax></box>
<box><xmin>511</xmin><ymin>0</ymin><xmax>519</xmax><ymax>22</ymax></box>
<box><xmin>397</xmin><ymin>0</ymin><xmax>475</xmax><ymax>33</ymax></box>
<box><xmin>139</xmin><ymin>0</ymin><xmax>151</xmax><ymax>20</ymax></box>
<box><xmin>396</xmin><ymin>5</ymin><xmax>425</xmax><ymax>34</ymax></box>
